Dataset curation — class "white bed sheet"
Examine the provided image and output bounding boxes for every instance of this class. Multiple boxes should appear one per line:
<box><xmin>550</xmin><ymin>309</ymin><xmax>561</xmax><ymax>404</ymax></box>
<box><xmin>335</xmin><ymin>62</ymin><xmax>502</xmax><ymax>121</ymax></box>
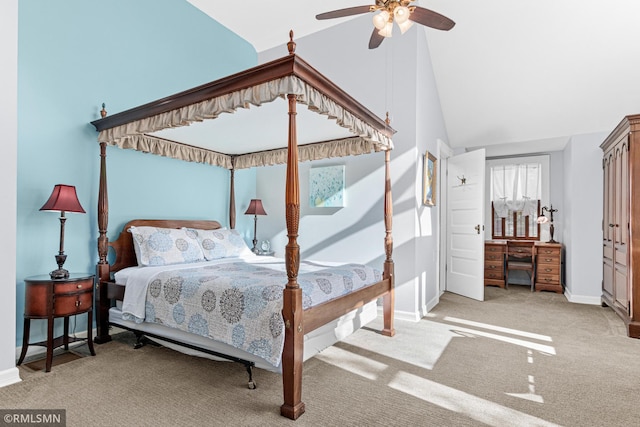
<box><xmin>109</xmin><ymin>300</ymin><xmax>378</xmax><ymax>373</ymax></box>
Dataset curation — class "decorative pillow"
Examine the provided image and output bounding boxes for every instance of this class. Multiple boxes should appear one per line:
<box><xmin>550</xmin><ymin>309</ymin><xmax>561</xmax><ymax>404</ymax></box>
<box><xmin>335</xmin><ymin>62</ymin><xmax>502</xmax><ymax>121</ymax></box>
<box><xmin>184</xmin><ymin>227</ymin><xmax>253</xmax><ymax>260</ymax></box>
<box><xmin>128</xmin><ymin>226</ymin><xmax>205</xmax><ymax>266</ymax></box>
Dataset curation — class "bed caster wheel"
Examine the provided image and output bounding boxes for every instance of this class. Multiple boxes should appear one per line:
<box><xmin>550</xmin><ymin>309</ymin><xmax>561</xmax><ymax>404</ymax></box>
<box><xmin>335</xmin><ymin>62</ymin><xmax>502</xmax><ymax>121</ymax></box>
<box><xmin>248</xmin><ymin>380</ymin><xmax>257</xmax><ymax>390</ymax></box>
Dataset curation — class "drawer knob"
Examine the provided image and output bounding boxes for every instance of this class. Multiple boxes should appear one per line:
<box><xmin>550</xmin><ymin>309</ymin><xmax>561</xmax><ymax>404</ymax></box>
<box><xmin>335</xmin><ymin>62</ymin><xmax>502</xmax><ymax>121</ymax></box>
<box><xmin>75</xmin><ymin>300</ymin><xmax>81</xmax><ymax>307</ymax></box>
<box><xmin>545</xmin><ymin>268</ymin><xmax>552</xmax><ymax>272</ymax></box>
<box><xmin>77</xmin><ymin>284</ymin><xmax>82</xmax><ymax>289</ymax></box>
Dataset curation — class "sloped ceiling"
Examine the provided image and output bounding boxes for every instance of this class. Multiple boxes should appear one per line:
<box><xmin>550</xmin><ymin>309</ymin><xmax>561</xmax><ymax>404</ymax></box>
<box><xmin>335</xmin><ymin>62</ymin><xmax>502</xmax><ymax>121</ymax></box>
<box><xmin>188</xmin><ymin>0</ymin><xmax>640</xmax><ymax>153</ymax></box>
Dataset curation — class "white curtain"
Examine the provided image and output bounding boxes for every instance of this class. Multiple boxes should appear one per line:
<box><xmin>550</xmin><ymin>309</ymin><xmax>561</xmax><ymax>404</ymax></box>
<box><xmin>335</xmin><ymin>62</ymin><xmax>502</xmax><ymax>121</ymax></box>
<box><xmin>491</xmin><ymin>163</ymin><xmax>541</xmax><ymax>218</ymax></box>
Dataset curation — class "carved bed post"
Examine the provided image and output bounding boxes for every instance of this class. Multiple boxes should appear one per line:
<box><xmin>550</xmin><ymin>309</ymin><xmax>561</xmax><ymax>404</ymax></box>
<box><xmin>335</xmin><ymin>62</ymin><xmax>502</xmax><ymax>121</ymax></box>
<box><xmin>94</xmin><ymin>140</ymin><xmax>112</xmax><ymax>343</ymax></box>
<box><xmin>229</xmin><ymin>168</ymin><xmax>236</xmax><ymax>229</ymax></box>
<box><xmin>280</xmin><ymin>81</ymin><xmax>305</xmax><ymax>418</ymax></box>
<box><xmin>381</xmin><ymin>149</ymin><xmax>396</xmax><ymax>337</ymax></box>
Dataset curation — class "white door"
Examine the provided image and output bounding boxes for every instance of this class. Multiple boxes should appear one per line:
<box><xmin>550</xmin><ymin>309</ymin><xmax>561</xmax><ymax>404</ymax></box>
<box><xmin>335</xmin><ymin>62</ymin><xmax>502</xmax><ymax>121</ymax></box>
<box><xmin>446</xmin><ymin>149</ymin><xmax>486</xmax><ymax>301</ymax></box>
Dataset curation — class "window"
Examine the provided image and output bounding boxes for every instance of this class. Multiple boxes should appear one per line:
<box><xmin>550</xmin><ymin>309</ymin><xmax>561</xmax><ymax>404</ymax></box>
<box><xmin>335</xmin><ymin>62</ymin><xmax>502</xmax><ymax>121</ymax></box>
<box><xmin>490</xmin><ymin>163</ymin><xmax>541</xmax><ymax>240</ymax></box>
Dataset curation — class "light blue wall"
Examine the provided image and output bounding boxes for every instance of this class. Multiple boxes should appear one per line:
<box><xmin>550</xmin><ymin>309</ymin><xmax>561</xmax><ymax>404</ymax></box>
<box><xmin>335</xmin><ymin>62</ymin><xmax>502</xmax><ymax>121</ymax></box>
<box><xmin>16</xmin><ymin>0</ymin><xmax>258</xmax><ymax>347</ymax></box>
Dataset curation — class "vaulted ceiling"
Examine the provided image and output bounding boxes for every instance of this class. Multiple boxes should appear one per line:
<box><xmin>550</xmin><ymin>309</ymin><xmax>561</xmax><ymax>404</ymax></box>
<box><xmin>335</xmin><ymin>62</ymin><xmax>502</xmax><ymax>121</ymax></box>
<box><xmin>188</xmin><ymin>0</ymin><xmax>640</xmax><ymax>153</ymax></box>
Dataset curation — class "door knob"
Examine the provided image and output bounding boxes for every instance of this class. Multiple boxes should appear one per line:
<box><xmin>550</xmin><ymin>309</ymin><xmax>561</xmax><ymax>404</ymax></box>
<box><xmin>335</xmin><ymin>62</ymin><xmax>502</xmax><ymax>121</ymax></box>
<box><xmin>474</xmin><ymin>224</ymin><xmax>481</xmax><ymax>234</ymax></box>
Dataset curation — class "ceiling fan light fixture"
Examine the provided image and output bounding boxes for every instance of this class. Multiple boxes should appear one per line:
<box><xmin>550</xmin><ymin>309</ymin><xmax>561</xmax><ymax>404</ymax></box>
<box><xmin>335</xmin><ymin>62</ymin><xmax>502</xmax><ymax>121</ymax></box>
<box><xmin>394</xmin><ymin>6</ymin><xmax>411</xmax><ymax>24</ymax></box>
<box><xmin>372</xmin><ymin>11</ymin><xmax>389</xmax><ymax>30</ymax></box>
<box><xmin>378</xmin><ymin>21</ymin><xmax>393</xmax><ymax>38</ymax></box>
<box><xmin>398</xmin><ymin>19</ymin><xmax>414</xmax><ymax>34</ymax></box>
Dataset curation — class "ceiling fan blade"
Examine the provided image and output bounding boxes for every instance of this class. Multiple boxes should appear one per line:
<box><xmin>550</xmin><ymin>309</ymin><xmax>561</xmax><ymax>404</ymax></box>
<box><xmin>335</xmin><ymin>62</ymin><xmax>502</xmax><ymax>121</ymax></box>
<box><xmin>369</xmin><ymin>29</ymin><xmax>385</xmax><ymax>49</ymax></box>
<box><xmin>409</xmin><ymin>7</ymin><xmax>456</xmax><ymax>31</ymax></box>
<box><xmin>316</xmin><ymin>5</ymin><xmax>373</xmax><ymax>20</ymax></box>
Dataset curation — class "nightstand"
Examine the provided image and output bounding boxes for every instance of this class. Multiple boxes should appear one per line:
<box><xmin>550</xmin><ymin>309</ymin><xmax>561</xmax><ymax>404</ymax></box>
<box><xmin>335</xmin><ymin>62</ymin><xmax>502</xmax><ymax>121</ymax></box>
<box><xmin>17</xmin><ymin>273</ymin><xmax>96</xmax><ymax>372</ymax></box>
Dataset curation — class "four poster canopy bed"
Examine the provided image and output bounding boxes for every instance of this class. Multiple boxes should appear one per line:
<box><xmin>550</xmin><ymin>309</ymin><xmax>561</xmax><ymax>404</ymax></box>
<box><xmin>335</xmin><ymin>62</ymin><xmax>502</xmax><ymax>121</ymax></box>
<box><xmin>90</xmin><ymin>34</ymin><xmax>395</xmax><ymax>420</ymax></box>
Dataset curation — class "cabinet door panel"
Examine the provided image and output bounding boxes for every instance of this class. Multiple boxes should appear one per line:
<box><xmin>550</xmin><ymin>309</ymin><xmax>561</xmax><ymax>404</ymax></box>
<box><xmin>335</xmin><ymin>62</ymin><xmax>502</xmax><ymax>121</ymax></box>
<box><xmin>614</xmin><ymin>266</ymin><xmax>628</xmax><ymax>312</ymax></box>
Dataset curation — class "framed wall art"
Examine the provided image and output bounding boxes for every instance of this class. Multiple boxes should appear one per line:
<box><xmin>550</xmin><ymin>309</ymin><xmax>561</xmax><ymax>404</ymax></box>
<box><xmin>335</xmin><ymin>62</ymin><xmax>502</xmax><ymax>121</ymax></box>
<box><xmin>423</xmin><ymin>151</ymin><xmax>437</xmax><ymax>206</ymax></box>
<box><xmin>309</xmin><ymin>165</ymin><xmax>345</xmax><ymax>207</ymax></box>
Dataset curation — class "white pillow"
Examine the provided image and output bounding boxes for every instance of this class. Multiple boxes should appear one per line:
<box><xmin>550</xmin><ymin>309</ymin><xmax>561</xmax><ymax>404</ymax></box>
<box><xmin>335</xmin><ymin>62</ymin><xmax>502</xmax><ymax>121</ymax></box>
<box><xmin>128</xmin><ymin>226</ymin><xmax>205</xmax><ymax>266</ymax></box>
<box><xmin>184</xmin><ymin>228</ymin><xmax>252</xmax><ymax>260</ymax></box>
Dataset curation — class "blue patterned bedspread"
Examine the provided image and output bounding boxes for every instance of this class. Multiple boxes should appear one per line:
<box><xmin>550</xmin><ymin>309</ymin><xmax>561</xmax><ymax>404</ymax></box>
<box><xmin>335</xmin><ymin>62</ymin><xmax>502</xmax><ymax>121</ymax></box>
<box><xmin>123</xmin><ymin>258</ymin><xmax>381</xmax><ymax>367</ymax></box>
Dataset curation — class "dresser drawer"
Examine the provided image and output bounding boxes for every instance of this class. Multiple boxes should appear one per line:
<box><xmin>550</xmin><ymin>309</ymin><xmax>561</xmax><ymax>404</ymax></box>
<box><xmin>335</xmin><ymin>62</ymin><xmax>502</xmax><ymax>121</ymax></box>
<box><xmin>54</xmin><ymin>291</ymin><xmax>93</xmax><ymax>316</ymax></box>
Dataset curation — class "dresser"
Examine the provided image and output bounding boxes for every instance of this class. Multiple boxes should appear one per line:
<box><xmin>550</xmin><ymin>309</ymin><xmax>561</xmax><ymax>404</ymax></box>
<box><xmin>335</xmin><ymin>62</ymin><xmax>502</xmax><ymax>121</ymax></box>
<box><xmin>17</xmin><ymin>273</ymin><xmax>96</xmax><ymax>372</ymax></box>
<box><xmin>534</xmin><ymin>242</ymin><xmax>563</xmax><ymax>293</ymax></box>
<box><xmin>601</xmin><ymin>114</ymin><xmax>640</xmax><ymax>338</ymax></box>
<box><xmin>484</xmin><ymin>241</ymin><xmax>506</xmax><ymax>288</ymax></box>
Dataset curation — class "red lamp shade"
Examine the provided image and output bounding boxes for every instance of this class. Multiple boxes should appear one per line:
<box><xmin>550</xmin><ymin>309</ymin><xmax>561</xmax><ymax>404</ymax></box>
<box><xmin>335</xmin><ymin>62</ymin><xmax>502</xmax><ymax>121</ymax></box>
<box><xmin>244</xmin><ymin>199</ymin><xmax>267</xmax><ymax>216</ymax></box>
<box><xmin>40</xmin><ymin>184</ymin><xmax>86</xmax><ymax>213</ymax></box>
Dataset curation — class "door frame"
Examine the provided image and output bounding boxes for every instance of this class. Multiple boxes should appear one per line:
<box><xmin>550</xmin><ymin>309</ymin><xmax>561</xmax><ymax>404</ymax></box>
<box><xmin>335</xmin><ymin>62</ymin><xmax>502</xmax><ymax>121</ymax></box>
<box><xmin>438</xmin><ymin>140</ymin><xmax>454</xmax><ymax>295</ymax></box>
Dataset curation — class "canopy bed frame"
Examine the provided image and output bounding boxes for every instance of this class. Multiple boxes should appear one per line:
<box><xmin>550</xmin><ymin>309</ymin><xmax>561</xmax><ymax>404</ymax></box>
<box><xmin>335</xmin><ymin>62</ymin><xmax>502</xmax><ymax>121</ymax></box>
<box><xmin>90</xmin><ymin>33</ymin><xmax>395</xmax><ymax>420</ymax></box>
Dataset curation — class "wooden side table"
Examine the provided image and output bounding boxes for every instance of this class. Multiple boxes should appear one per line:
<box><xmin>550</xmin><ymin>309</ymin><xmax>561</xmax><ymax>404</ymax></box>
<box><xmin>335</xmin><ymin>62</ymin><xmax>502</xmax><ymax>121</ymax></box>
<box><xmin>17</xmin><ymin>273</ymin><xmax>96</xmax><ymax>372</ymax></box>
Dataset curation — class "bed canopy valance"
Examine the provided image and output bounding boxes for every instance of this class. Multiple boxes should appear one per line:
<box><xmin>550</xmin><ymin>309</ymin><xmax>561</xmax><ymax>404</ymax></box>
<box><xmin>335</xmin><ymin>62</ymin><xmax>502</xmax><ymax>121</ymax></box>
<box><xmin>92</xmin><ymin>34</ymin><xmax>394</xmax><ymax>170</ymax></box>
<box><xmin>90</xmin><ymin>34</ymin><xmax>395</xmax><ymax>421</ymax></box>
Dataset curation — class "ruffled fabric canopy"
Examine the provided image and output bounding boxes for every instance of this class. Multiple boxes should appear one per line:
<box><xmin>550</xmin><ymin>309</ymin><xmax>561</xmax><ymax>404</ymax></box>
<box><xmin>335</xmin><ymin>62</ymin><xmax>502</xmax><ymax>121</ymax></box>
<box><xmin>95</xmin><ymin>71</ymin><xmax>393</xmax><ymax>169</ymax></box>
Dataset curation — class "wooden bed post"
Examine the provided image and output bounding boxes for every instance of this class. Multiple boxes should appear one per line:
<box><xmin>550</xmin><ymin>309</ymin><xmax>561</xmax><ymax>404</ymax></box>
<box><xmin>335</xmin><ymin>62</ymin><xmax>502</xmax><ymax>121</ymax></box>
<box><xmin>382</xmin><ymin>149</ymin><xmax>396</xmax><ymax>337</ymax></box>
<box><xmin>229</xmin><ymin>168</ymin><xmax>236</xmax><ymax>229</ymax></box>
<box><xmin>94</xmin><ymin>140</ymin><xmax>112</xmax><ymax>344</ymax></box>
<box><xmin>280</xmin><ymin>33</ymin><xmax>305</xmax><ymax>420</ymax></box>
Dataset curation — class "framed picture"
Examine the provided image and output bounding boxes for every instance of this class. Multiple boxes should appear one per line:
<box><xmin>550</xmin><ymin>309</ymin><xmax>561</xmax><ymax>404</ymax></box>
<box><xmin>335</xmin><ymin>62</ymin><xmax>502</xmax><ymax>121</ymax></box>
<box><xmin>423</xmin><ymin>151</ymin><xmax>437</xmax><ymax>206</ymax></box>
<box><xmin>309</xmin><ymin>165</ymin><xmax>345</xmax><ymax>207</ymax></box>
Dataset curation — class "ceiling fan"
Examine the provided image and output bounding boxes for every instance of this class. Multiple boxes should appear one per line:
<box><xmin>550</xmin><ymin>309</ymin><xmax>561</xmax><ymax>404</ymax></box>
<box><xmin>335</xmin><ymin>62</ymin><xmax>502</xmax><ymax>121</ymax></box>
<box><xmin>316</xmin><ymin>1</ymin><xmax>455</xmax><ymax>49</ymax></box>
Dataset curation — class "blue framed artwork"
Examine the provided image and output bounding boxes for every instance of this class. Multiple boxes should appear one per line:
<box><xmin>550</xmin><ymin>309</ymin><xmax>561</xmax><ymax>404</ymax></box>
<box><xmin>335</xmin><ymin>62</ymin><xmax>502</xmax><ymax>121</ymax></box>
<box><xmin>309</xmin><ymin>165</ymin><xmax>345</xmax><ymax>207</ymax></box>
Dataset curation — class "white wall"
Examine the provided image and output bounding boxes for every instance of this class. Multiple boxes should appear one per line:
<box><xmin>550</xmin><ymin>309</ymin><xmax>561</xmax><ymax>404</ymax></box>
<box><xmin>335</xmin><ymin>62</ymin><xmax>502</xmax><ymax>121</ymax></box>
<box><xmin>0</xmin><ymin>0</ymin><xmax>20</xmax><ymax>387</ymax></box>
<box><xmin>563</xmin><ymin>132</ymin><xmax>606</xmax><ymax>303</ymax></box>
<box><xmin>257</xmin><ymin>17</ymin><xmax>449</xmax><ymax>321</ymax></box>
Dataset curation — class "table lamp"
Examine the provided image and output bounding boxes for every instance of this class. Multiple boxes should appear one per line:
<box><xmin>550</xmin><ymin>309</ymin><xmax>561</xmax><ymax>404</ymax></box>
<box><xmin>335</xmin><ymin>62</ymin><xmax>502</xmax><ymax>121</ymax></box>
<box><xmin>244</xmin><ymin>199</ymin><xmax>267</xmax><ymax>253</ymax></box>
<box><xmin>40</xmin><ymin>184</ymin><xmax>86</xmax><ymax>279</ymax></box>
<box><xmin>537</xmin><ymin>204</ymin><xmax>558</xmax><ymax>243</ymax></box>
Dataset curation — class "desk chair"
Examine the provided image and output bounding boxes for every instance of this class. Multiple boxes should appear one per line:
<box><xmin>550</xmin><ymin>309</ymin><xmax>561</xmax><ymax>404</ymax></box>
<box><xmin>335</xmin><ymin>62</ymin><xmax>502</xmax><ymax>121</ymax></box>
<box><xmin>506</xmin><ymin>241</ymin><xmax>535</xmax><ymax>291</ymax></box>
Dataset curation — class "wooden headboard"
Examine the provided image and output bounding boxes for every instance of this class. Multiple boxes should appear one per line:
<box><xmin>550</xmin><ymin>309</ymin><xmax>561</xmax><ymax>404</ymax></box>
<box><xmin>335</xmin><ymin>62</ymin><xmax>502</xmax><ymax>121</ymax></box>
<box><xmin>108</xmin><ymin>219</ymin><xmax>223</xmax><ymax>273</ymax></box>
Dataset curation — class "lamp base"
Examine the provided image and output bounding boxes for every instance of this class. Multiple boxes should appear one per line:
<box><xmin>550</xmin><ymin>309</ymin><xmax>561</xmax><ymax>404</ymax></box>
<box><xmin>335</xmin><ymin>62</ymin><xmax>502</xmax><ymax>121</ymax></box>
<box><xmin>50</xmin><ymin>268</ymin><xmax>70</xmax><ymax>279</ymax></box>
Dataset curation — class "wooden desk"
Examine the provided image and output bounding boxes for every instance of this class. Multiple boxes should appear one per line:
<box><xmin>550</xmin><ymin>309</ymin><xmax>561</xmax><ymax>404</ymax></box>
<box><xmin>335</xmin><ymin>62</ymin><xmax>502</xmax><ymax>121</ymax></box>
<box><xmin>484</xmin><ymin>241</ymin><xmax>563</xmax><ymax>293</ymax></box>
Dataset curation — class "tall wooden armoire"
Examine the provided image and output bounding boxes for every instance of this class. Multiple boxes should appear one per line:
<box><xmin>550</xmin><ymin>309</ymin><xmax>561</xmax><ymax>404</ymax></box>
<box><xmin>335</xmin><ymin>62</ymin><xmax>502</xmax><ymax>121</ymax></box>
<box><xmin>601</xmin><ymin>114</ymin><xmax>640</xmax><ymax>338</ymax></box>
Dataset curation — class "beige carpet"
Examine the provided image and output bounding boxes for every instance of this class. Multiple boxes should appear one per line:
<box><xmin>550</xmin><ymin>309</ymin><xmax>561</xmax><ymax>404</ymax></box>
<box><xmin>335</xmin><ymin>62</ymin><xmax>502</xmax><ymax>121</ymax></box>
<box><xmin>2</xmin><ymin>286</ymin><xmax>639</xmax><ymax>426</ymax></box>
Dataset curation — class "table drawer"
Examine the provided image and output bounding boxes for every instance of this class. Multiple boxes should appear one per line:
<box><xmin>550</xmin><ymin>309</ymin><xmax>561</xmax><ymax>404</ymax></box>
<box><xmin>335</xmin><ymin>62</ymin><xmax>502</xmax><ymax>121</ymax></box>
<box><xmin>485</xmin><ymin>270</ymin><xmax>504</xmax><ymax>281</ymax></box>
<box><xmin>537</xmin><ymin>247</ymin><xmax>561</xmax><ymax>258</ymax></box>
<box><xmin>537</xmin><ymin>264</ymin><xmax>560</xmax><ymax>276</ymax></box>
<box><xmin>54</xmin><ymin>291</ymin><xmax>93</xmax><ymax>316</ymax></box>
<box><xmin>485</xmin><ymin>252</ymin><xmax>504</xmax><ymax>262</ymax></box>
<box><xmin>538</xmin><ymin>255</ymin><xmax>560</xmax><ymax>265</ymax></box>
<box><xmin>485</xmin><ymin>244</ymin><xmax>505</xmax><ymax>254</ymax></box>
<box><xmin>536</xmin><ymin>274</ymin><xmax>560</xmax><ymax>286</ymax></box>
<box><xmin>485</xmin><ymin>259</ymin><xmax>503</xmax><ymax>270</ymax></box>
<box><xmin>55</xmin><ymin>278</ymin><xmax>94</xmax><ymax>294</ymax></box>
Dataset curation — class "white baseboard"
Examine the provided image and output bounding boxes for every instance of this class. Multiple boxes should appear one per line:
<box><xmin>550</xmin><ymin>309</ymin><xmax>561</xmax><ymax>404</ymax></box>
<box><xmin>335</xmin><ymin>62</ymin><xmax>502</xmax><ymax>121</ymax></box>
<box><xmin>0</xmin><ymin>367</ymin><xmax>21</xmax><ymax>388</ymax></box>
<box><xmin>564</xmin><ymin>288</ymin><xmax>601</xmax><ymax>305</ymax></box>
<box><xmin>425</xmin><ymin>294</ymin><xmax>440</xmax><ymax>314</ymax></box>
<box><xmin>376</xmin><ymin>306</ymin><xmax>421</xmax><ymax>322</ymax></box>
